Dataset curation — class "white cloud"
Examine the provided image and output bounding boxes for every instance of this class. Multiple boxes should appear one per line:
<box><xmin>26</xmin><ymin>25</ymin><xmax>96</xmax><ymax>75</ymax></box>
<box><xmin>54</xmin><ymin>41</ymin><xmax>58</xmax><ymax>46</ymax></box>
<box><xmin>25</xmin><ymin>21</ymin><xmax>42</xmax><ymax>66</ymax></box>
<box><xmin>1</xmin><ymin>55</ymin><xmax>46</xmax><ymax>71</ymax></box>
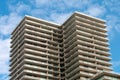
<box><xmin>16</xmin><ymin>3</ymin><xmax>31</xmax><ymax>14</ymax></box>
<box><xmin>33</xmin><ymin>0</ymin><xmax>93</xmax><ymax>12</ymax></box>
<box><xmin>0</xmin><ymin>39</ymin><xmax>10</xmax><ymax>75</ymax></box>
<box><xmin>8</xmin><ymin>2</ymin><xmax>31</xmax><ymax>14</ymax></box>
<box><xmin>112</xmin><ymin>61</ymin><xmax>120</xmax><ymax>67</ymax></box>
<box><xmin>63</xmin><ymin>0</ymin><xmax>91</xmax><ymax>8</ymax></box>
<box><xmin>0</xmin><ymin>2</ymin><xmax>25</xmax><ymax>79</ymax></box>
<box><xmin>0</xmin><ymin>13</ymin><xmax>22</xmax><ymax>35</ymax></box>
<box><xmin>105</xmin><ymin>15</ymin><xmax>120</xmax><ymax>41</ymax></box>
<box><xmin>106</xmin><ymin>15</ymin><xmax>120</xmax><ymax>33</ymax></box>
<box><xmin>111</xmin><ymin>61</ymin><xmax>120</xmax><ymax>72</ymax></box>
<box><xmin>0</xmin><ymin>2</ymin><xmax>32</xmax><ymax>35</ymax></box>
<box><xmin>103</xmin><ymin>0</ymin><xmax>120</xmax><ymax>15</ymax></box>
<box><xmin>34</xmin><ymin>0</ymin><xmax>49</xmax><ymax>7</ymax></box>
<box><xmin>85</xmin><ymin>5</ymin><xmax>105</xmax><ymax>17</ymax></box>
<box><xmin>50</xmin><ymin>12</ymin><xmax>72</xmax><ymax>24</ymax></box>
<box><xmin>30</xmin><ymin>9</ymin><xmax>45</xmax><ymax>17</ymax></box>
<box><xmin>0</xmin><ymin>2</ymin><xmax>31</xmax><ymax>77</ymax></box>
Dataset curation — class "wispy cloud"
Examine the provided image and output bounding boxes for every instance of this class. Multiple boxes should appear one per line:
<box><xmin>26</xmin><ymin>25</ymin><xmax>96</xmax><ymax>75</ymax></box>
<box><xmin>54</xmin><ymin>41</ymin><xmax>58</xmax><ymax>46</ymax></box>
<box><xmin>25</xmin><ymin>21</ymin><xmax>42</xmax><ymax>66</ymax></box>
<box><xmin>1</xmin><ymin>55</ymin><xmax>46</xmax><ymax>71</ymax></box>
<box><xmin>0</xmin><ymin>13</ymin><xmax>22</xmax><ymax>35</ymax></box>
<box><xmin>103</xmin><ymin>0</ymin><xmax>120</xmax><ymax>41</ymax></box>
<box><xmin>50</xmin><ymin>12</ymin><xmax>72</xmax><ymax>24</ymax></box>
<box><xmin>103</xmin><ymin>0</ymin><xmax>120</xmax><ymax>15</ymax></box>
<box><xmin>8</xmin><ymin>2</ymin><xmax>31</xmax><ymax>15</ymax></box>
<box><xmin>85</xmin><ymin>5</ymin><xmax>105</xmax><ymax>17</ymax></box>
<box><xmin>30</xmin><ymin>9</ymin><xmax>46</xmax><ymax>18</ymax></box>
<box><xmin>0</xmin><ymin>2</ymin><xmax>26</xmax><ymax>79</ymax></box>
<box><xmin>0</xmin><ymin>38</ymin><xmax>10</xmax><ymax>79</ymax></box>
<box><xmin>64</xmin><ymin>0</ymin><xmax>92</xmax><ymax>8</ymax></box>
<box><xmin>106</xmin><ymin>15</ymin><xmax>120</xmax><ymax>34</ymax></box>
<box><xmin>34</xmin><ymin>0</ymin><xmax>49</xmax><ymax>7</ymax></box>
<box><xmin>111</xmin><ymin>61</ymin><xmax>120</xmax><ymax>72</ymax></box>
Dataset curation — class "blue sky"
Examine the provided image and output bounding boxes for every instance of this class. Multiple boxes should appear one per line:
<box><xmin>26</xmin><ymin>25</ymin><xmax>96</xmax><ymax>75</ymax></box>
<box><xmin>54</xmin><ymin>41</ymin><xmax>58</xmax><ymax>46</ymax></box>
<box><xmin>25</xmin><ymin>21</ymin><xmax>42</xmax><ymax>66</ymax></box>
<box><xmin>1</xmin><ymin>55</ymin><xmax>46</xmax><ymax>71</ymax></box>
<box><xmin>0</xmin><ymin>0</ymin><xmax>120</xmax><ymax>79</ymax></box>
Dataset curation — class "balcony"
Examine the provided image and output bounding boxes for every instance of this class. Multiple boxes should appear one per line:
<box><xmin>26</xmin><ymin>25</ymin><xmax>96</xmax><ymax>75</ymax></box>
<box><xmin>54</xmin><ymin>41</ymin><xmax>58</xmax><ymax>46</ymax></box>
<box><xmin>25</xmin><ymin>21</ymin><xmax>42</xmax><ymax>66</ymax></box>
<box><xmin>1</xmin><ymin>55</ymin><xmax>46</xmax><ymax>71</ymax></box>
<box><xmin>25</xmin><ymin>38</ymin><xmax>60</xmax><ymax>50</ymax></box>
<box><xmin>79</xmin><ymin>60</ymin><xmax>95</xmax><ymax>67</ymax></box>
<box><xmin>78</xmin><ymin>45</ymin><xmax>94</xmax><ymax>52</ymax></box>
<box><xmin>63</xmin><ymin>35</ymin><xmax>76</xmax><ymax>45</ymax></box>
<box><xmin>75</xmin><ymin>16</ymin><xmax>106</xmax><ymax>29</ymax></box>
<box><xmin>80</xmin><ymin>66</ymin><xmax>96</xmax><ymax>73</ymax></box>
<box><xmin>24</xmin><ymin>43</ymin><xmax>60</xmax><ymax>55</ymax></box>
<box><xmin>26</xmin><ymin>19</ymin><xmax>61</xmax><ymax>32</ymax></box>
<box><xmin>25</xmin><ymin>33</ymin><xmax>61</xmax><ymax>45</ymax></box>
<box><xmin>64</xmin><ymin>46</ymin><xmax>78</xmax><ymax>58</ymax></box>
<box><xmin>96</xmin><ymin>64</ymin><xmax>112</xmax><ymax>71</ymax></box>
<box><xmin>78</xmin><ymin>50</ymin><xmax>95</xmax><ymax>57</ymax></box>
<box><xmin>11</xmin><ymin>21</ymin><xmax>25</xmax><ymax>39</ymax></box>
<box><xmin>68</xmin><ymin>71</ymin><xmax>80</xmax><ymax>80</ymax></box>
<box><xmin>76</xmin><ymin>34</ymin><xmax>93</xmax><ymax>43</ymax></box>
<box><xmin>77</xmin><ymin>39</ymin><xmax>109</xmax><ymax>51</ymax></box>
<box><xmin>76</xmin><ymin>25</ymin><xmax>107</xmax><ymax>38</ymax></box>
<box><xmin>19</xmin><ymin>75</ymin><xmax>42</xmax><ymax>80</ymax></box>
<box><xmin>10</xmin><ymin>40</ymin><xmax>24</xmax><ymax>54</ymax></box>
<box><xmin>65</xmin><ymin>51</ymin><xmax>78</xmax><ymax>63</ymax></box>
<box><xmin>80</xmin><ymin>71</ymin><xmax>93</xmax><ymax>77</ymax></box>
<box><xmin>63</xmin><ymin>22</ymin><xmax>75</xmax><ymax>35</ymax></box>
<box><xmin>65</xmin><ymin>57</ymin><xmax>79</xmax><ymax>68</ymax></box>
<box><xmin>24</xmin><ymin>64</ymin><xmax>60</xmax><ymax>74</ymax></box>
<box><xmin>78</xmin><ymin>55</ymin><xmax>95</xmax><ymax>63</ymax></box>
<box><xmin>10</xmin><ymin>63</ymin><xmax>24</xmax><ymax>80</ymax></box>
<box><xmin>76</xmin><ymin>30</ymin><xmax>92</xmax><ymax>38</ymax></box>
<box><xmin>24</xmin><ymin>53</ymin><xmax>48</xmax><ymax>62</ymax></box>
<box><xmin>10</xmin><ymin>54</ymin><xmax>24</xmax><ymax>71</ymax></box>
<box><xmin>94</xmin><ymin>35</ymin><xmax>109</xmax><ymax>43</ymax></box>
<box><xmin>63</xmin><ymin>17</ymin><xmax>75</xmax><ymax>30</ymax></box>
<box><xmin>64</xmin><ymin>41</ymin><xmax>77</xmax><ymax>53</ymax></box>
<box><xmin>11</xmin><ymin>29</ymin><xmax>24</xmax><ymax>45</ymax></box>
<box><xmin>24</xmin><ymin>69</ymin><xmax>47</xmax><ymax>77</ymax></box>
<box><xmin>25</xmin><ymin>29</ymin><xmax>52</xmax><ymax>40</ymax></box>
<box><xmin>10</xmin><ymin>49</ymin><xmax>24</xmax><ymax>66</ymax></box>
<box><xmin>95</xmin><ymin>54</ymin><xmax>111</xmax><ymax>61</ymax></box>
<box><xmin>25</xmin><ymin>59</ymin><xmax>60</xmax><ymax>68</ymax></box>
<box><xmin>65</xmin><ymin>61</ymin><xmax>80</xmax><ymax>73</ymax></box>
<box><xmin>95</xmin><ymin>49</ymin><xmax>110</xmax><ymax>56</ymax></box>
<box><xmin>96</xmin><ymin>59</ymin><xmax>112</xmax><ymax>66</ymax></box>
<box><xmin>66</xmin><ymin>66</ymin><xmax>80</xmax><ymax>78</ymax></box>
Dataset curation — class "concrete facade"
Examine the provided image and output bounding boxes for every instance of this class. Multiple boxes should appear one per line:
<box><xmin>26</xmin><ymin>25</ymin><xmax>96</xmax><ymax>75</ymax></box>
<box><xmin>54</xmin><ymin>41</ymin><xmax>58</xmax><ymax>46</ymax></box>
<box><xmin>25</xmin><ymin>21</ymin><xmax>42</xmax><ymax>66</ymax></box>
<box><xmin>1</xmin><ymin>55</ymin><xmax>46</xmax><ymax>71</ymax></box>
<box><xmin>10</xmin><ymin>12</ymin><xmax>112</xmax><ymax>80</ymax></box>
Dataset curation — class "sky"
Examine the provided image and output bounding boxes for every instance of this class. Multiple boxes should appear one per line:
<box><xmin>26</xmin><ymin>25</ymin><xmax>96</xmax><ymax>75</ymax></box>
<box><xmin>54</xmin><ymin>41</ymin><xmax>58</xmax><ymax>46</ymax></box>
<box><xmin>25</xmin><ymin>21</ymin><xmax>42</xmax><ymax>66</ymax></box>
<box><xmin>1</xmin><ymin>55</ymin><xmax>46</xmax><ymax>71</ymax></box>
<box><xmin>0</xmin><ymin>0</ymin><xmax>120</xmax><ymax>79</ymax></box>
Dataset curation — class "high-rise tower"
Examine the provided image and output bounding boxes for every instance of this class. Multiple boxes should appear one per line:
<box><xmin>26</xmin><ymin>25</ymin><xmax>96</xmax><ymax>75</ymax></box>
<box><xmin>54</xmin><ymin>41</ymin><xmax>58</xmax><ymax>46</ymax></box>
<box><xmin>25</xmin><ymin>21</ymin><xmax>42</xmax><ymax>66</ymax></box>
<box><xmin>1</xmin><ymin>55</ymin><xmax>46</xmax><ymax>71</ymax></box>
<box><xmin>10</xmin><ymin>16</ymin><xmax>63</xmax><ymax>80</ymax></box>
<box><xmin>10</xmin><ymin>12</ymin><xmax>112</xmax><ymax>80</ymax></box>
<box><xmin>62</xmin><ymin>12</ymin><xmax>112</xmax><ymax>80</ymax></box>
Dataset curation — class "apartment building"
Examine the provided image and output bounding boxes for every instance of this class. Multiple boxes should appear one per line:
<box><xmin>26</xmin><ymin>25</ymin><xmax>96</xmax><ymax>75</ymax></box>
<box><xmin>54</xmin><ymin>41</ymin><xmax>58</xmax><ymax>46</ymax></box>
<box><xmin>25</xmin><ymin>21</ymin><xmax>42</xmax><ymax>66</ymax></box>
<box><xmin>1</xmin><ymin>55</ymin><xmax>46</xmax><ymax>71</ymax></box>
<box><xmin>9</xmin><ymin>16</ymin><xmax>64</xmax><ymax>80</ymax></box>
<box><xmin>10</xmin><ymin>12</ymin><xmax>113</xmax><ymax>80</ymax></box>
<box><xmin>62</xmin><ymin>12</ymin><xmax>112</xmax><ymax>80</ymax></box>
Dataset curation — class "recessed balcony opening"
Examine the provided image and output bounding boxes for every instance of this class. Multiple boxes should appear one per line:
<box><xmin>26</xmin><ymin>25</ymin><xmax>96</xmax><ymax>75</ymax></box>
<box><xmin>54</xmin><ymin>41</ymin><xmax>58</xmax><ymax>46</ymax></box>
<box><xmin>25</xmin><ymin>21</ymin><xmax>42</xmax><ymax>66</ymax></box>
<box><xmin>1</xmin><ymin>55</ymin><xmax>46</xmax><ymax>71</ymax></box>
<box><xmin>60</xmin><ymin>53</ymin><xmax>64</xmax><ymax>57</ymax></box>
